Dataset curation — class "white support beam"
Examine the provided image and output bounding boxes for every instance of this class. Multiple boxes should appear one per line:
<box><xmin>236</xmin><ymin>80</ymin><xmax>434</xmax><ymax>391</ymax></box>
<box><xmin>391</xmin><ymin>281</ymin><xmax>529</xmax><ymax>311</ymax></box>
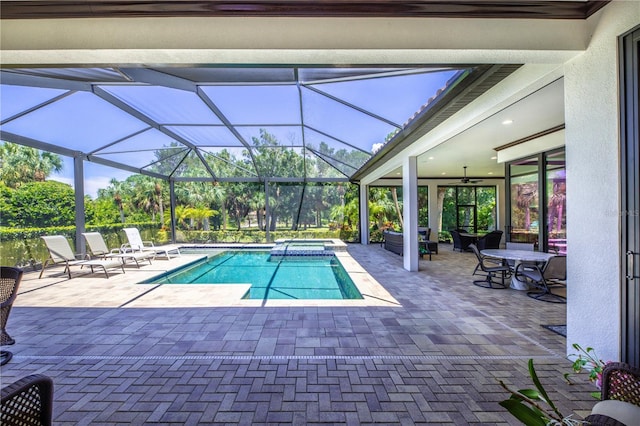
<box><xmin>428</xmin><ymin>181</ymin><xmax>440</xmax><ymax>238</ymax></box>
<box><xmin>403</xmin><ymin>156</ymin><xmax>419</xmax><ymax>271</ymax></box>
<box><xmin>359</xmin><ymin>184</ymin><xmax>369</xmax><ymax>245</ymax></box>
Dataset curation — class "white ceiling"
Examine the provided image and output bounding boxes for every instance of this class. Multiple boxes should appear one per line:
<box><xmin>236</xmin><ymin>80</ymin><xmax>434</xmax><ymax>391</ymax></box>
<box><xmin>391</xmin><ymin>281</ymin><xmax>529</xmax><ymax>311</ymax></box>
<box><xmin>382</xmin><ymin>77</ymin><xmax>565</xmax><ymax>180</ymax></box>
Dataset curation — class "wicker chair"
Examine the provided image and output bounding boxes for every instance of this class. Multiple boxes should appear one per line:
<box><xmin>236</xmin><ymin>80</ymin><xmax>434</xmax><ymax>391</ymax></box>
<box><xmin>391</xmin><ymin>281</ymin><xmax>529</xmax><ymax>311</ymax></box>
<box><xmin>476</xmin><ymin>230</ymin><xmax>503</xmax><ymax>250</ymax></box>
<box><xmin>1</xmin><ymin>374</ymin><xmax>54</xmax><ymax>426</ymax></box>
<box><xmin>1</xmin><ymin>266</ymin><xmax>23</xmax><ymax>366</ymax></box>
<box><xmin>584</xmin><ymin>362</ymin><xmax>640</xmax><ymax>426</ymax></box>
<box><xmin>451</xmin><ymin>229</ymin><xmax>473</xmax><ymax>252</ymax></box>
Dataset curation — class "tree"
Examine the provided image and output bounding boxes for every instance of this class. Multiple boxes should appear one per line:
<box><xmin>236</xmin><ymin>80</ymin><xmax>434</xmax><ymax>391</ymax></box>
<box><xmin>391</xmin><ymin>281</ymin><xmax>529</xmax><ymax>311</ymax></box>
<box><xmin>249</xmin><ymin>129</ymin><xmax>305</xmax><ymax>230</ymax></box>
<box><xmin>0</xmin><ymin>142</ymin><xmax>63</xmax><ymax>188</ymax></box>
<box><xmin>0</xmin><ymin>182</ymin><xmax>16</xmax><ymax>226</ymax></box>
<box><xmin>98</xmin><ymin>178</ymin><xmax>130</xmax><ymax>223</ymax></box>
<box><xmin>9</xmin><ymin>181</ymin><xmax>76</xmax><ymax>227</ymax></box>
<box><xmin>88</xmin><ymin>196</ymin><xmax>120</xmax><ymax>225</ymax></box>
<box><xmin>369</xmin><ymin>187</ymin><xmax>399</xmax><ymax>230</ymax></box>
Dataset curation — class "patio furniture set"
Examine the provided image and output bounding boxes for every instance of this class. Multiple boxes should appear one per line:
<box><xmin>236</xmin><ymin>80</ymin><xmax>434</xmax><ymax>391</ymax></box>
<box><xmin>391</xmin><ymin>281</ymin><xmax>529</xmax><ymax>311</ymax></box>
<box><xmin>472</xmin><ymin>242</ymin><xmax>567</xmax><ymax>303</ymax></box>
<box><xmin>38</xmin><ymin>228</ymin><xmax>180</xmax><ymax>280</ymax></box>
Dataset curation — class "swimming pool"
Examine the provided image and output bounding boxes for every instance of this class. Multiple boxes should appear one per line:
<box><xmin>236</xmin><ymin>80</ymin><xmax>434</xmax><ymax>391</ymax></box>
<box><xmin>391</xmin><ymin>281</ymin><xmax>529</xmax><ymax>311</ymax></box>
<box><xmin>144</xmin><ymin>250</ymin><xmax>363</xmax><ymax>300</ymax></box>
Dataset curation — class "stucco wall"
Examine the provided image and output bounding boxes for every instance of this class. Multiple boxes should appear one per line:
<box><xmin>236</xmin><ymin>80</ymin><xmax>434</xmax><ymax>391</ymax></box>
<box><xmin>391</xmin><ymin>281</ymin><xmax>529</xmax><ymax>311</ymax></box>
<box><xmin>564</xmin><ymin>1</ymin><xmax>640</xmax><ymax>362</ymax></box>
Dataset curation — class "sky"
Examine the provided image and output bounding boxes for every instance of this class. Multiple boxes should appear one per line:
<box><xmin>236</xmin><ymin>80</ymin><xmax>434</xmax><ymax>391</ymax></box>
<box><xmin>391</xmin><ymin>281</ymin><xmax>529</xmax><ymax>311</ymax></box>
<box><xmin>2</xmin><ymin>67</ymin><xmax>460</xmax><ymax>197</ymax></box>
<box><xmin>51</xmin><ymin>157</ymin><xmax>134</xmax><ymax>198</ymax></box>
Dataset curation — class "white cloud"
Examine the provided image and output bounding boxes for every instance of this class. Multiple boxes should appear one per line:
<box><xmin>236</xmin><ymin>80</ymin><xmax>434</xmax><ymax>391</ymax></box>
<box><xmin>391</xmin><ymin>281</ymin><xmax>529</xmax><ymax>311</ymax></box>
<box><xmin>371</xmin><ymin>142</ymin><xmax>385</xmax><ymax>153</ymax></box>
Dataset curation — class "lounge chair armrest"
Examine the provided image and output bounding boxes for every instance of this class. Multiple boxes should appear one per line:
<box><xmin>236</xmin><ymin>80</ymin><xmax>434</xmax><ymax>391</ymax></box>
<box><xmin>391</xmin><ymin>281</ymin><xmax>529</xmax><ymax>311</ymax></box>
<box><xmin>142</xmin><ymin>241</ymin><xmax>155</xmax><ymax>247</ymax></box>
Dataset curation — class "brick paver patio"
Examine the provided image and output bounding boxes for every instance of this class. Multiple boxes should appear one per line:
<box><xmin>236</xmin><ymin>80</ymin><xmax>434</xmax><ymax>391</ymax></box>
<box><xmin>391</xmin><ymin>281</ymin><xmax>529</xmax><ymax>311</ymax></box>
<box><xmin>1</xmin><ymin>243</ymin><xmax>596</xmax><ymax>425</ymax></box>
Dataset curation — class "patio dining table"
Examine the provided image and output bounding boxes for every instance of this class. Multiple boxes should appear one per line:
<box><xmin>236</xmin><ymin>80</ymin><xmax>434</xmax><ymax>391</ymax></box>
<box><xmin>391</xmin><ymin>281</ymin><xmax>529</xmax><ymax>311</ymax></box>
<box><xmin>480</xmin><ymin>249</ymin><xmax>556</xmax><ymax>290</ymax></box>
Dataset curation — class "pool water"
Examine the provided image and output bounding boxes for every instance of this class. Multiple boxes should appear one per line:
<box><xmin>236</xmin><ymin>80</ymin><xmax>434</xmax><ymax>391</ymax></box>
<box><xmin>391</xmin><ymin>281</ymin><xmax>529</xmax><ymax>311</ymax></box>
<box><xmin>144</xmin><ymin>250</ymin><xmax>363</xmax><ymax>300</ymax></box>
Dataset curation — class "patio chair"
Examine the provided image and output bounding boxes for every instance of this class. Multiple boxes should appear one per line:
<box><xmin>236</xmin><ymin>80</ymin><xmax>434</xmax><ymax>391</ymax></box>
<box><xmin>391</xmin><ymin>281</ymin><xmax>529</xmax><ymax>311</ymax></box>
<box><xmin>504</xmin><ymin>241</ymin><xmax>535</xmax><ymax>268</ymax></box>
<box><xmin>505</xmin><ymin>241</ymin><xmax>534</xmax><ymax>251</ymax></box>
<box><xmin>450</xmin><ymin>229</ymin><xmax>464</xmax><ymax>252</ymax></box>
<box><xmin>473</xmin><ymin>230</ymin><xmax>504</xmax><ymax>274</ymax></box>
<box><xmin>1</xmin><ymin>266</ymin><xmax>23</xmax><ymax>366</ymax></box>
<box><xmin>82</xmin><ymin>232</ymin><xmax>154</xmax><ymax>268</ymax></box>
<box><xmin>476</xmin><ymin>230</ymin><xmax>503</xmax><ymax>250</ymax></box>
<box><xmin>450</xmin><ymin>229</ymin><xmax>474</xmax><ymax>252</ymax></box>
<box><xmin>584</xmin><ymin>362</ymin><xmax>640</xmax><ymax>426</ymax></box>
<box><xmin>469</xmin><ymin>243</ymin><xmax>510</xmax><ymax>289</ymax></box>
<box><xmin>1</xmin><ymin>374</ymin><xmax>54</xmax><ymax>426</ymax></box>
<box><xmin>515</xmin><ymin>255</ymin><xmax>566</xmax><ymax>303</ymax></box>
<box><xmin>39</xmin><ymin>235</ymin><xmax>125</xmax><ymax>279</ymax></box>
<box><xmin>122</xmin><ymin>228</ymin><xmax>180</xmax><ymax>259</ymax></box>
<box><xmin>418</xmin><ymin>227</ymin><xmax>431</xmax><ymax>240</ymax></box>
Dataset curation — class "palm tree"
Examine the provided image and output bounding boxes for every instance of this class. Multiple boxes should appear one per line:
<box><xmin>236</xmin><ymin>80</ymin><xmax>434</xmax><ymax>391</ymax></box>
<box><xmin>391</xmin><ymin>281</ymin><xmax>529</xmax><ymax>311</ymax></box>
<box><xmin>102</xmin><ymin>178</ymin><xmax>129</xmax><ymax>223</ymax></box>
<box><xmin>249</xmin><ymin>190</ymin><xmax>266</xmax><ymax>230</ymax></box>
<box><xmin>0</xmin><ymin>142</ymin><xmax>63</xmax><ymax>188</ymax></box>
<box><xmin>130</xmin><ymin>176</ymin><xmax>159</xmax><ymax>222</ymax></box>
<box><xmin>155</xmin><ymin>182</ymin><xmax>165</xmax><ymax>226</ymax></box>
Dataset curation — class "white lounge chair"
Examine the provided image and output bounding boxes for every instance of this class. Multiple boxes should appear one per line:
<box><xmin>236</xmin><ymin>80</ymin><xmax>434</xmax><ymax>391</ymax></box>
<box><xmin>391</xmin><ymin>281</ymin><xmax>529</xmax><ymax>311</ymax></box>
<box><xmin>82</xmin><ymin>232</ymin><xmax>154</xmax><ymax>268</ymax></box>
<box><xmin>121</xmin><ymin>228</ymin><xmax>180</xmax><ymax>259</ymax></box>
<box><xmin>39</xmin><ymin>235</ymin><xmax>125</xmax><ymax>279</ymax></box>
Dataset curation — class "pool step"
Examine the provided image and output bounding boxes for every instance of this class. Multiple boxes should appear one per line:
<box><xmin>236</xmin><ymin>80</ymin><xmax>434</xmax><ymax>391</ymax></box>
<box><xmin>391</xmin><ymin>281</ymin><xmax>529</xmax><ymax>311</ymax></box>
<box><xmin>269</xmin><ymin>244</ymin><xmax>332</xmax><ymax>257</ymax></box>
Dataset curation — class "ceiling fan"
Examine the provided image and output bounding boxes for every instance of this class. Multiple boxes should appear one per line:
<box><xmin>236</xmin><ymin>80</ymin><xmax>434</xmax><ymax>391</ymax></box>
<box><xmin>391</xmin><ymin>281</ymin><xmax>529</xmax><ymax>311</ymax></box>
<box><xmin>451</xmin><ymin>166</ymin><xmax>483</xmax><ymax>184</ymax></box>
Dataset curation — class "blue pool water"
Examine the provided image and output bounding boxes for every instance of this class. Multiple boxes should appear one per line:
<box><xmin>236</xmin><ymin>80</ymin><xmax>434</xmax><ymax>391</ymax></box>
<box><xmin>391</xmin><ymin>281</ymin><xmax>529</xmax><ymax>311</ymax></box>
<box><xmin>144</xmin><ymin>250</ymin><xmax>363</xmax><ymax>300</ymax></box>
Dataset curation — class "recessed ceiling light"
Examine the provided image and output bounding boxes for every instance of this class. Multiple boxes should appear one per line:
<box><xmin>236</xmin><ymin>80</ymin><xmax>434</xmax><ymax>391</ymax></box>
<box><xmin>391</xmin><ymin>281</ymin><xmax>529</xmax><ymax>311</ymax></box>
<box><xmin>491</xmin><ymin>156</ymin><xmax>497</xmax><ymax>160</ymax></box>
<box><xmin>428</xmin><ymin>156</ymin><xmax>434</xmax><ymax>160</ymax></box>
<box><xmin>441</xmin><ymin>172</ymin><xmax>446</xmax><ymax>175</ymax></box>
<box><xmin>396</xmin><ymin>172</ymin><xmax>401</xmax><ymax>175</ymax></box>
<box><xmin>488</xmin><ymin>172</ymin><xmax>494</xmax><ymax>175</ymax></box>
<box><xmin>502</xmin><ymin>119</ymin><xmax>513</xmax><ymax>125</ymax></box>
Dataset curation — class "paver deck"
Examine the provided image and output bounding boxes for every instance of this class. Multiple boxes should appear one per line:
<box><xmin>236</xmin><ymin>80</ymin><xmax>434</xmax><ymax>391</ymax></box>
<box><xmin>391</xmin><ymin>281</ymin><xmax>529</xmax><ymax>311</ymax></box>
<box><xmin>1</xmin><ymin>243</ymin><xmax>596</xmax><ymax>425</ymax></box>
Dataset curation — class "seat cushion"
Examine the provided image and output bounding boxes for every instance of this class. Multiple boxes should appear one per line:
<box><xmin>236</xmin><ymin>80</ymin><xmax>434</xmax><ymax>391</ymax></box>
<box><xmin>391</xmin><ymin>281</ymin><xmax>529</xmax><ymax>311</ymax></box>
<box><xmin>591</xmin><ymin>399</ymin><xmax>640</xmax><ymax>426</ymax></box>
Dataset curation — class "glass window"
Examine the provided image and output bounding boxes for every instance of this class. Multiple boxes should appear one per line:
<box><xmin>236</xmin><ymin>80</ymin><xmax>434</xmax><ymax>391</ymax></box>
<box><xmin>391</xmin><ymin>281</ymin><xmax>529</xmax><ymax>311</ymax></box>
<box><xmin>440</xmin><ymin>186</ymin><xmax>497</xmax><ymax>234</ymax></box>
<box><xmin>509</xmin><ymin>157</ymin><xmax>539</xmax><ymax>245</ymax></box>
<box><xmin>546</xmin><ymin>151</ymin><xmax>566</xmax><ymax>254</ymax></box>
<box><xmin>418</xmin><ymin>186</ymin><xmax>429</xmax><ymax>227</ymax></box>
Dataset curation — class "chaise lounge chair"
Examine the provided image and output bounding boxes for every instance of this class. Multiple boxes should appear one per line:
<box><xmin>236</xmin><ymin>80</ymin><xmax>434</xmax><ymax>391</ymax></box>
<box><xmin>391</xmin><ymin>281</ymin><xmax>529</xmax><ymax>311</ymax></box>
<box><xmin>82</xmin><ymin>232</ymin><xmax>154</xmax><ymax>268</ymax></box>
<box><xmin>122</xmin><ymin>228</ymin><xmax>181</xmax><ymax>259</ymax></box>
<box><xmin>39</xmin><ymin>235</ymin><xmax>125</xmax><ymax>279</ymax></box>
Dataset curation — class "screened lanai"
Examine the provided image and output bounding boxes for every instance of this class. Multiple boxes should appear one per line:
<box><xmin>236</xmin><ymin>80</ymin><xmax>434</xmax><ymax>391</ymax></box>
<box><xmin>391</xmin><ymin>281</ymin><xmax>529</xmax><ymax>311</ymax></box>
<box><xmin>1</xmin><ymin>66</ymin><xmax>470</xmax><ymax>181</ymax></box>
<box><xmin>1</xmin><ymin>64</ymin><xmax>515</xmax><ymax>244</ymax></box>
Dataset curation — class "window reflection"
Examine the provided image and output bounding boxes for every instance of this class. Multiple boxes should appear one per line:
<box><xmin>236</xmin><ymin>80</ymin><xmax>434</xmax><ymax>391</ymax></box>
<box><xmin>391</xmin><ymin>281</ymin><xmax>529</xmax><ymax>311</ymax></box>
<box><xmin>546</xmin><ymin>151</ymin><xmax>566</xmax><ymax>254</ymax></box>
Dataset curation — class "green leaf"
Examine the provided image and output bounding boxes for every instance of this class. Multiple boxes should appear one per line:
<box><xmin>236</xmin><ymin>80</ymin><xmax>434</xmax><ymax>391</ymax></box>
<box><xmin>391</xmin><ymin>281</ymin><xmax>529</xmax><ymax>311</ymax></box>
<box><xmin>519</xmin><ymin>389</ymin><xmax>542</xmax><ymax>400</ymax></box>
<box><xmin>528</xmin><ymin>359</ymin><xmax>558</xmax><ymax>412</ymax></box>
<box><xmin>499</xmin><ymin>400</ymin><xmax>548</xmax><ymax>426</ymax></box>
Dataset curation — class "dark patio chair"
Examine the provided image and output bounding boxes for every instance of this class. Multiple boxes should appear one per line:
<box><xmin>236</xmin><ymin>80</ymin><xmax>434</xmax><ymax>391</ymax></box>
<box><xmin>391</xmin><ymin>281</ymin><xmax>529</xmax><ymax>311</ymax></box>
<box><xmin>515</xmin><ymin>255</ymin><xmax>566</xmax><ymax>303</ymax></box>
<box><xmin>1</xmin><ymin>266</ymin><xmax>23</xmax><ymax>366</ymax></box>
<box><xmin>450</xmin><ymin>229</ymin><xmax>474</xmax><ymax>252</ymax></box>
<box><xmin>476</xmin><ymin>230</ymin><xmax>503</xmax><ymax>250</ymax></box>
<box><xmin>473</xmin><ymin>230</ymin><xmax>504</xmax><ymax>274</ymax></box>
<box><xmin>469</xmin><ymin>244</ymin><xmax>510</xmax><ymax>289</ymax></box>
<box><xmin>1</xmin><ymin>374</ymin><xmax>54</xmax><ymax>426</ymax></box>
<box><xmin>418</xmin><ymin>227</ymin><xmax>431</xmax><ymax>241</ymax></box>
<box><xmin>584</xmin><ymin>362</ymin><xmax>640</xmax><ymax>426</ymax></box>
